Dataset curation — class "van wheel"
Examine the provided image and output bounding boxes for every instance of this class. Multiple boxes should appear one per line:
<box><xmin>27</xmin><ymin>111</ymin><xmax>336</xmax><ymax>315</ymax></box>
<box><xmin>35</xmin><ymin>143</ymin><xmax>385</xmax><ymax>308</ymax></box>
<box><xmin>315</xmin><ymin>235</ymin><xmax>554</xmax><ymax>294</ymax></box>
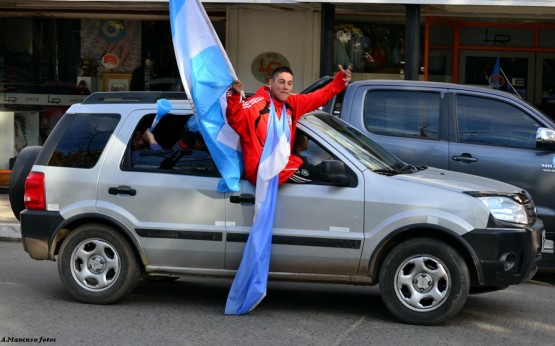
<box><xmin>57</xmin><ymin>224</ymin><xmax>141</xmax><ymax>304</ymax></box>
<box><xmin>9</xmin><ymin>146</ymin><xmax>41</xmax><ymax>220</ymax></box>
<box><xmin>379</xmin><ymin>238</ymin><xmax>469</xmax><ymax>325</ymax></box>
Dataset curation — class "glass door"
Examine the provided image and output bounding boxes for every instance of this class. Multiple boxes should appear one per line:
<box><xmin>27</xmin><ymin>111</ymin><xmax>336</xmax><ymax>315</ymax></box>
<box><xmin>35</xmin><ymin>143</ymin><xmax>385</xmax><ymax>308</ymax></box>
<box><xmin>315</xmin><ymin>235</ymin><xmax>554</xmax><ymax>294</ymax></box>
<box><xmin>535</xmin><ymin>53</ymin><xmax>555</xmax><ymax>120</ymax></box>
<box><xmin>459</xmin><ymin>50</ymin><xmax>534</xmax><ymax>103</ymax></box>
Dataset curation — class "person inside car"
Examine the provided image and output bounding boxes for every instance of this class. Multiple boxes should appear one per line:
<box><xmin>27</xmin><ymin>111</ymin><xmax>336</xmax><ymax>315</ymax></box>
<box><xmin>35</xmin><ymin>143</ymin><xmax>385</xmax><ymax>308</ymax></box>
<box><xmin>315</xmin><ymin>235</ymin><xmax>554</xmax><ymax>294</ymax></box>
<box><xmin>131</xmin><ymin>128</ymin><xmax>163</xmax><ymax>163</ymax></box>
<box><xmin>288</xmin><ymin>133</ymin><xmax>322</xmax><ymax>184</ymax></box>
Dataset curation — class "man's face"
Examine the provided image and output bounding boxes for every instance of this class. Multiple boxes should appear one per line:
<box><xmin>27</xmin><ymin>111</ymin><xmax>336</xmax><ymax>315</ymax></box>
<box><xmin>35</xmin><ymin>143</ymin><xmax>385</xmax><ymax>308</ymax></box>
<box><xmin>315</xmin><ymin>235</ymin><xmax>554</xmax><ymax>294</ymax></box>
<box><xmin>269</xmin><ymin>72</ymin><xmax>293</xmax><ymax>102</ymax></box>
<box><xmin>296</xmin><ymin>134</ymin><xmax>308</xmax><ymax>152</ymax></box>
<box><xmin>132</xmin><ymin>132</ymin><xmax>146</xmax><ymax>151</ymax></box>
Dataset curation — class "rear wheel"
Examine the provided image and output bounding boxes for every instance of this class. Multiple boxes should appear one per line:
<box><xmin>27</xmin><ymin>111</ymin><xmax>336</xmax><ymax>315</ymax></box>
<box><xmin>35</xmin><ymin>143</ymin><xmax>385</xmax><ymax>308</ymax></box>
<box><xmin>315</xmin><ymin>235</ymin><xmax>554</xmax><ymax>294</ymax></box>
<box><xmin>379</xmin><ymin>237</ymin><xmax>469</xmax><ymax>325</ymax></box>
<box><xmin>9</xmin><ymin>146</ymin><xmax>41</xmax><ymax>220</ymax></box>
<box><xmin>57</xmin><ymin>224</ymin><xmax>141</xmax><ymax>304</ymax></box>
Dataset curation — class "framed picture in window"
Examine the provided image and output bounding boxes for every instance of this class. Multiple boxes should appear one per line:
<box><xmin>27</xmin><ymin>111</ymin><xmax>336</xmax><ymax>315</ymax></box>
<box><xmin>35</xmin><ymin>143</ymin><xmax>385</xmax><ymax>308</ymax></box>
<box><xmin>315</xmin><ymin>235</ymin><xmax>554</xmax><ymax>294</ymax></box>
<box><xmin>102</xmin><ymin>73</ymin><xmax>132</xmax><ymax>92</ymax></box>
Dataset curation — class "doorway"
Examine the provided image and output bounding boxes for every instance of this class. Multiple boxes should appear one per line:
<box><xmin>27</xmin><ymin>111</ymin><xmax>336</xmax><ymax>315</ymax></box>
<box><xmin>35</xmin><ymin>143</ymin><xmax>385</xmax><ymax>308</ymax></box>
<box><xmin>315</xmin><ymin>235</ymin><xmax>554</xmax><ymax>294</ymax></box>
<box><xmin>535</xmin><ymin>53</ymin><xmax>555</xmax><ymax>119</ymax></box>
<box><xmin>459</xmin><ymin>50</ymin><xmax>534</xmax><ymax>103</ymax></box>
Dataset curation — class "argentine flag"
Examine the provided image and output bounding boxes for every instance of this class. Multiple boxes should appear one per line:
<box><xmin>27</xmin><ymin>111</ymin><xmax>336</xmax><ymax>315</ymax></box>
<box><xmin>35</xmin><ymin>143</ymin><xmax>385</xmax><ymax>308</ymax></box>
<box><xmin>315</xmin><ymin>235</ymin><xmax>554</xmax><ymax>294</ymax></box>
<box><xmin>492</xmin><ymin>57</ymin><xmax>500</xmax><ymax>76</ymax></box>
<box><xmin>225</xmin><ymin>102</ymin><xmax>290</xmax><ymax>315</ymax></box>
<box><xmin>169</xmin><ymin>0</ymin><xmax>243</xmax><ymax>192</ymax></box>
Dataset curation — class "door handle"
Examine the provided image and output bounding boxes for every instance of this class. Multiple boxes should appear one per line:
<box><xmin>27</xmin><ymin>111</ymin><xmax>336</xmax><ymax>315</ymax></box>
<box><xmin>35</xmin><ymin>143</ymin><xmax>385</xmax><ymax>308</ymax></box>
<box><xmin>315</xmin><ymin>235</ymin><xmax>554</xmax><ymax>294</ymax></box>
<box><xmin>108</xmin><ymin>185</ymin><xmax>137</xmax><ymax>196</ymax></box>
<box><xmin>229</xmin><ymin>194</ymin><xmax>255</xmax><ymax>204</ymax></box>
<box><xmin>452</xmin><ymin>153</ymin><xmax>478</xmax><ymax>163</ymax></box>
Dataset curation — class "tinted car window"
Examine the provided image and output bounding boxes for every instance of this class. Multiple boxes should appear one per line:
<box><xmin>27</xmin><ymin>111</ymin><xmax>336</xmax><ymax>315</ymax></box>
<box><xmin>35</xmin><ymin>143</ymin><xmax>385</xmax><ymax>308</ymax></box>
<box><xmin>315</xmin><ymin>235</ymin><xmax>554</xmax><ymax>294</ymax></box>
<box><xmin>456</xmin><ymin>95</ymin><xmax>541</xmax><ymax>148</ymax></box>
<box><xmin>363</xmin><ymin>90</ymin><xmax>440</xmax><ymax>139</ymax></box>
<box><xmin>303</xmin><ymin>113</ymin><xmax>407</xmax><ymax>172</ymax></box>
<box><xmin>48</xmin><ymin>113</ymin><xmax>120</xmax><ymax>168</ymax></box>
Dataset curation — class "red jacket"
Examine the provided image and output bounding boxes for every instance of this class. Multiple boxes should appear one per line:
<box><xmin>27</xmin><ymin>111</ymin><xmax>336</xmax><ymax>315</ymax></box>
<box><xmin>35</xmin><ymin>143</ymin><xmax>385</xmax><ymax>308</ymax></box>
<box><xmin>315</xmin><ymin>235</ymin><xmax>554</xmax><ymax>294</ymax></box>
<box><xmin>226</xmin><ymin>71</ymin><xmax>347</xmax><ymax>185</ymax></box>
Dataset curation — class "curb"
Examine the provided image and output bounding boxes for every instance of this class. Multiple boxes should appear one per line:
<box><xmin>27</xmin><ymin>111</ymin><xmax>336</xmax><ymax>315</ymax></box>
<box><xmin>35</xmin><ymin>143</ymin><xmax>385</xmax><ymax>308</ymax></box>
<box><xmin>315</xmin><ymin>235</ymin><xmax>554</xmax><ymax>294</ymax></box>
<box><xmin>0</xmin><ymin>223</ymin><xmax>21</xmax><ymax>242</ymax></box>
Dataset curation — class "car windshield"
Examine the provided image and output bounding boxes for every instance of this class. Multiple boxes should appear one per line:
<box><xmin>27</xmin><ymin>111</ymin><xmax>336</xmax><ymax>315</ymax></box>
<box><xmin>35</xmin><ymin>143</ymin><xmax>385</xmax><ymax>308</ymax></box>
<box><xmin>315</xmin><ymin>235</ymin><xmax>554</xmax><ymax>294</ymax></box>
<box><xmin>302</xmin><ymin>113</ymin><xmax>418</xmax><ymax>175</ymax></box>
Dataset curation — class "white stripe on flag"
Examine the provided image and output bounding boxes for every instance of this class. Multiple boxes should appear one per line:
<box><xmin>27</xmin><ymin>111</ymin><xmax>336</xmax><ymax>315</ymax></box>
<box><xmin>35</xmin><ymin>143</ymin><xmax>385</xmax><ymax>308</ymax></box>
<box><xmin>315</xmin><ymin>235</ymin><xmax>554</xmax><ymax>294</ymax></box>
<box><xmin>170</xmin><ymin>0</ymin><xmax>243</xmax><ymax>192</ymax></box>
<box><xmin>225</xmin><ymin>102</ymin><xmax>290</xmax><ymax>315</ymax></box>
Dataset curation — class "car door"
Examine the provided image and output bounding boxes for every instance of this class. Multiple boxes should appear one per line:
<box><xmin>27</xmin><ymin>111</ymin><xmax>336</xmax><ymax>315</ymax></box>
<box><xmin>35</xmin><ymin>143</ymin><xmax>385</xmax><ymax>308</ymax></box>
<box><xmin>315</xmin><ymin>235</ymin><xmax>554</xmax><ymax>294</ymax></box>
<box><xmin>344</xmin><ymin>85</ymin><xmax>450</xmax><ymax>169</ymax></box>
<box><xmin>97</xmin><ymin>111</ymin><xmax>226</xmax><ymax>270</ymax></box>
<box><xmin>448</xmin><ymin>92</ymin><xmax>555</xmax><ymax>235</ymax></box>
<box><xmin>224</xmin><ymin>130</ymin><xmax>365</xmax><ymax>276</ymax></box>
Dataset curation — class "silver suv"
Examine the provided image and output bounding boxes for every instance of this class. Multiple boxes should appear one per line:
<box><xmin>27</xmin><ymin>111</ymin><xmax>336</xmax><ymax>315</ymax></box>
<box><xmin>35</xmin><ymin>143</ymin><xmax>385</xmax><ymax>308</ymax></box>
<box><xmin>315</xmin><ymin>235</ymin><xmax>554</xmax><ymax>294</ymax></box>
<box><xmin>11</xmin><ymin>91</ymin><xmax>543</xmax><ymax>325</ymax></box>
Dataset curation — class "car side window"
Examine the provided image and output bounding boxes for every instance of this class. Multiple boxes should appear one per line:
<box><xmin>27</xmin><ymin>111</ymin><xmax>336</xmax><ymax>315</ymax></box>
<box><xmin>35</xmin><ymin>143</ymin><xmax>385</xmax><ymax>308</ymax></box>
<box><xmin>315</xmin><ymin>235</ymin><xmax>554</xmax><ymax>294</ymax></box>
<box><xmin>124</xmin><ymin>114</ymin><xmax>219</xmax><ymax>177</ymax></box>
<box><xmin>47</xmin><ymin>113</ymin><xmax>120</xmax><ymax>168</ymax></box>
<box><xmin>456</xmin><ymin>95</ymin><xmax>541</xmax><ymax>149</ymax></box>
<box><xmin>363</xmin><ymin>90</ymin><xmax>441</xmax><ymax>139</ymax></box>
<box><xmin>302</xmin><ymin>135</ymin><xmax>334</xmax><ymax>166</ymax></box>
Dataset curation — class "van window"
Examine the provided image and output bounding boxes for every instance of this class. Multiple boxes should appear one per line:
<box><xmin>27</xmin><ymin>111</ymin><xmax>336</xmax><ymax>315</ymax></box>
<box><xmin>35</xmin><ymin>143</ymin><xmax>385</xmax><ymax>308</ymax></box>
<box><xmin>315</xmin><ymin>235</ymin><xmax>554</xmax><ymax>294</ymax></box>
<box><xmin>456</xmin><ymin>95</ymin><xmax>541</xmax><ymax>149</ymax></box>
<box><xmin>363</xmin><ymin>90</ymin><xmax>440</xmax><ymax>139</ymax></box>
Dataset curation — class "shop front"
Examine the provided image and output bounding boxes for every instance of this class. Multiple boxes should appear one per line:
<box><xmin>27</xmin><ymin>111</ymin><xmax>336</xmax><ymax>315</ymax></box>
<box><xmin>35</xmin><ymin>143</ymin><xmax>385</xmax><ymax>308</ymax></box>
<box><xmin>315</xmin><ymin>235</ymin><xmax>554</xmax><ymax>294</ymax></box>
<box><xmin>2</xmin><ymin>0</ymin><xmax>555</xmax><ymax>185</ymax></box>
<box><xmin>0</xmin><ymin>1</ymin><xmax>322</xmax><ymax>183</ymax></box>
<box><xmin>424</xmin><ymin>19</ymin><xmax>555</xmax><ymax>119</ymax></box>
<box><xmin>0</xmin><ymin>14</ymin><xmax>185</xmax><ymax>182</ymax></box>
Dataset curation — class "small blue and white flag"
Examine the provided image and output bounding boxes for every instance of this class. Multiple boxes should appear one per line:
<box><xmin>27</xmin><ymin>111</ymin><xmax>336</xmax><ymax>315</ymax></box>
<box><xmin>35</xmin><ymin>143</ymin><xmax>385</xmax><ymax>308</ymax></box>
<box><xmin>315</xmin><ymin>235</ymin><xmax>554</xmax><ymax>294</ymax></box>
<box><xmin>492</xmin><ymin>57</ymin><xmax>501</xmax><ymax>76</ymax></box>
<box><xmin>169</xmin><ymin>0</ymin><xmax>243</xmax><ymax>192</ymax></box>
<box><xmin>225</xmin><ymin>102</ymin><xmax>290</xmax><ymax>315</ymax></box>
<box><xmin>488</xmin><ymin>57</ymin><xmax>505</xmax><ymax>89</ymax></box>
<box><xmin>150</xmin><ymin>99</ymin><xmax>173</xmax><ymax>132</ymax></box>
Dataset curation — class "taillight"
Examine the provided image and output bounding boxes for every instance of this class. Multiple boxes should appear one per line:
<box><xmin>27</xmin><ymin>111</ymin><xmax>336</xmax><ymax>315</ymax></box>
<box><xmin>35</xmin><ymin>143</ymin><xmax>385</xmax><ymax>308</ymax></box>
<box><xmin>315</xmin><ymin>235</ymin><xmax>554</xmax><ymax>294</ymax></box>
<box><xmin>24</xmin><ymin>172</ymin><xmax>46</xmax><ymax>210</ymax></box>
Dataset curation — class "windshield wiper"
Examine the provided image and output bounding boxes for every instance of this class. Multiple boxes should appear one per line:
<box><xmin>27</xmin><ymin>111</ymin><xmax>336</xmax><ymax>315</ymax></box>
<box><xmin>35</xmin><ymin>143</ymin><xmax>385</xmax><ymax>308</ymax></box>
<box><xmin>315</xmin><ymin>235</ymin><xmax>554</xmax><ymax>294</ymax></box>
<box><xmin>373</xmin><ymin>168</ymin><xmax>399</xmax><ymax>176</ymax></box>
<box><xmin>398</xmin><ymin>164</ymin><xmax>427</xmax><ymax>173</ymax></box>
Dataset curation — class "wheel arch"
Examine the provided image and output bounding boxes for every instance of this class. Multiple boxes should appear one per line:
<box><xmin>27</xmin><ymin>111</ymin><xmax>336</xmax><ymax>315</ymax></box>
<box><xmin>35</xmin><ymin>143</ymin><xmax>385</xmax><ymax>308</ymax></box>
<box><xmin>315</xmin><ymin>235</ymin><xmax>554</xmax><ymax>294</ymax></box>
<box><xmin>50</xmin><ymin>214</ymin><xmax>148</xmax><ymax>268</ymax></box>
<box><xmin>9</xmin><ymin>145</ymin><xmax>42</xmax><ymax>220</ymax></box>
<box><xmin>368</xmin><ymin>224</ymin><xmax>485</xmax><ymax>286</ymax></box>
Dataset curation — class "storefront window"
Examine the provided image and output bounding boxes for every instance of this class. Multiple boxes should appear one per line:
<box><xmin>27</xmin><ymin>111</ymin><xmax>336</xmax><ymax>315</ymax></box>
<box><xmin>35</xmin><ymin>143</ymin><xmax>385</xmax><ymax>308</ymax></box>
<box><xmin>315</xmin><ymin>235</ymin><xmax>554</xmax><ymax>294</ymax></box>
<box><xmin>333</xmin><ymin>20</ymin><xmax>423</xmax><ymax>79</ymax></box>
<box><xmin>0</xmin><ymin>18</ymin><xmax>85</xmax><ymax>169</ymax></box>
<box><xmin>0</xmin><ymin>16</ymin><xmax>225</xmax><ymax>171</ymax></box>
<box><xmin>539</xmin><ymin>29</ymin><xmax>555</xmax><ymax>49</ymax></box>
<box><xmin>460</xmin><ymin>27</ymin><xmax>534</xmax><ymax>48</ymax></box>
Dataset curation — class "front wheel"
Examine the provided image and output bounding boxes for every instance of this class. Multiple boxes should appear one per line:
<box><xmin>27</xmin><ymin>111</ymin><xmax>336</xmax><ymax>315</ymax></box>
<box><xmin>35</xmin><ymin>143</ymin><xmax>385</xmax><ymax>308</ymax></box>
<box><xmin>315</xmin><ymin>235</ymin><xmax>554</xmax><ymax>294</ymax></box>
<box><xmin>57</xmin><ymin>224</ymin><xmax>141</xmax><ymax>304</ymax></box>
<box><xmin>379</xmin><ymin>237</ymin><xmax>469</xmax><ymax>325</ymax></box>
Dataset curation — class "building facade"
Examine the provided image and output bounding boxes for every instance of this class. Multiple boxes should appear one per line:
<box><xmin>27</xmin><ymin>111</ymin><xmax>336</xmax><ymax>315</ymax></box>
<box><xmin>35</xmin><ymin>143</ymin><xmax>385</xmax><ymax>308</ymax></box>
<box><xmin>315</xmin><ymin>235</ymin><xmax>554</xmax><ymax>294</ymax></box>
<box><xmin>2</xmin><ymin>0</ymin><xmax>555</xmax><ymax>175</ymax></box>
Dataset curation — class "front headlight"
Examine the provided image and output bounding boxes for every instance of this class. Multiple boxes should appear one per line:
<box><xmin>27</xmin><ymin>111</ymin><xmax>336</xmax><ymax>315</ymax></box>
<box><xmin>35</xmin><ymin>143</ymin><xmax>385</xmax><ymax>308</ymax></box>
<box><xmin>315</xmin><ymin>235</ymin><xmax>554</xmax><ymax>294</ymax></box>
<box><xmin>478</xmin><ymin>196</ymin><xmax>528</xmax><ymax>224</ymax></box>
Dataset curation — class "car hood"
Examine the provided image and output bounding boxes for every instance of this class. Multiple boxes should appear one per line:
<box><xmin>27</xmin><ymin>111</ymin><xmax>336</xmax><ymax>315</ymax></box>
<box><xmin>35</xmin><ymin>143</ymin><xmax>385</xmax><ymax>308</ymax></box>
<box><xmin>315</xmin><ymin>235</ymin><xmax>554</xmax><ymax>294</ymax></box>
<box><xmin>393</xmin><ymin>166</ymin><xmax>523</xmax><ymax>194</ymax></box>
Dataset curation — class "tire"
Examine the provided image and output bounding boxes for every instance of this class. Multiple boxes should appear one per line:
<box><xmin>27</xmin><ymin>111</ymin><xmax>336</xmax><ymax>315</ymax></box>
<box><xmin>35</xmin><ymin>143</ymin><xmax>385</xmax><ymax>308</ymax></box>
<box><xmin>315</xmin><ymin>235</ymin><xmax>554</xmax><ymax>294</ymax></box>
<box><xmin>57</xmin><ymin>224</ymin><xmax>141</xmax><ymax>304</ymax></box>
<box><xmin>9</xmin><ymin>146</ymin><xmax>42</xmax><ymax>220</ymax></box>
<box><xmin>379</xmin><ymin>237</ymin><xmax>470</xmax><ymax>325</ymax></box>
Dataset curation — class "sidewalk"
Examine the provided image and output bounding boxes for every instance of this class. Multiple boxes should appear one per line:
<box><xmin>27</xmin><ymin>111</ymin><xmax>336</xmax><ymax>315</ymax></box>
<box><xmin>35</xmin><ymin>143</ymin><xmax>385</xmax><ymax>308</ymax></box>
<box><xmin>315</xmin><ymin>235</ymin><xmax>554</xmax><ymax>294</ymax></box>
<box><xmin>0</xmin><ymin>190</ymin><xmax>21</xmax><ymax>241</ymax></box>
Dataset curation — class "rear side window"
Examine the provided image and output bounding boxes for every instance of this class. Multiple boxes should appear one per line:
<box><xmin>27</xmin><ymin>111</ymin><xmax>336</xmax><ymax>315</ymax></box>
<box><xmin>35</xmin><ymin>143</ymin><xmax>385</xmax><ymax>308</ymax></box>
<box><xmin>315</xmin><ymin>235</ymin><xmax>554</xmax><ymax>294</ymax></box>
<box><xmin>48</xmin><ymin>113</ymin><xmax>120</xmax><ymax>168</ymax></box>
<box><xmin>125</xmin><ymin>113</ymin><xmax>219</xmax><ymax>177</ymax></box>
<box><xmin>363</xmin><ymin>90</ymin><xmax>441</xmax><ymax>139</ymax></box>
<box><xmin>456</xmin><ymin>95</ymin><xmax>541</xmax><ymax>148</ymax></box>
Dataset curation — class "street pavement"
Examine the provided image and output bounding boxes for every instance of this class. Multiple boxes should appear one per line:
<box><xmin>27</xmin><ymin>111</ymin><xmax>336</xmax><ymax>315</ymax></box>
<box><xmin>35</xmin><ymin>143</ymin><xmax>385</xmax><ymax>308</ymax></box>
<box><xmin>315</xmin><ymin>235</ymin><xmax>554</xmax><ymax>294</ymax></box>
<box><xmin>0</xmin><ymin>190</ymin><xmax>20</xmax><ymax>241</ymax></box>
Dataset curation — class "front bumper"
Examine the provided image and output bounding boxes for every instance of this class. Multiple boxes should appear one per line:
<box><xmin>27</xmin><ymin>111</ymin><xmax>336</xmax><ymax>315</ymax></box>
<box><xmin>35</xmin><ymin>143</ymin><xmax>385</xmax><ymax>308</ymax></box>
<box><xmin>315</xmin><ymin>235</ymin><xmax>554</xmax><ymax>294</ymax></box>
<box><xmin>20</xmin><ymin>209</ymin><xmax>65</xmax><ymax>260</ymax></box>
<box><xmin>462</xmin><ymin>220</ymin><xmax>543</xmax><ymax>287</ymax></box>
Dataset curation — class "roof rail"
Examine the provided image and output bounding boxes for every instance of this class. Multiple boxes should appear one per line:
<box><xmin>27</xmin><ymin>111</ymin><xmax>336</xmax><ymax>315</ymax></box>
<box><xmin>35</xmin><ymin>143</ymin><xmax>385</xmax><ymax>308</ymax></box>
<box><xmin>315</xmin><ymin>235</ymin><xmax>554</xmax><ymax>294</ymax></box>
<box><xmin>82</xmin><ymin>91</ymin><xmax>188</xmax><ymax>104</ymax></box>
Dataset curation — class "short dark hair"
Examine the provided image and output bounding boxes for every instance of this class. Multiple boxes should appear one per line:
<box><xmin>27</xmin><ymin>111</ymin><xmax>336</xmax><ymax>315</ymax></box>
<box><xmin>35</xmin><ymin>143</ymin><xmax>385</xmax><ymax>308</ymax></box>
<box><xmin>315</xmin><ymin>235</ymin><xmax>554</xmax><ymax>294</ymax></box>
<box><xmin>270</xmin><ymin>66</ymin><xmax>293</xmax><ymax>80</ymax></box>
<box><xmin>180</xmin><ymin>130</ymin><xmax>201</xmax><ymax>148</ymax></box>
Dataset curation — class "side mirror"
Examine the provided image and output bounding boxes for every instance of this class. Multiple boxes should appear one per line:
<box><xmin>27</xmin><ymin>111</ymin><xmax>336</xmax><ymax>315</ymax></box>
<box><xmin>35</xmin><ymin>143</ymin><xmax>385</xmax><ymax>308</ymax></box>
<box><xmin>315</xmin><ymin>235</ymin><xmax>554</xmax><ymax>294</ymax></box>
<box><xmin>536</xmin><ymin>127</ymin><xmax>555</xmax><ymax>150</ymax></box>
<box><xmin>319</xmin><ymin>160</ymin><xmax>352</xmax><ymax>186</ymax></box>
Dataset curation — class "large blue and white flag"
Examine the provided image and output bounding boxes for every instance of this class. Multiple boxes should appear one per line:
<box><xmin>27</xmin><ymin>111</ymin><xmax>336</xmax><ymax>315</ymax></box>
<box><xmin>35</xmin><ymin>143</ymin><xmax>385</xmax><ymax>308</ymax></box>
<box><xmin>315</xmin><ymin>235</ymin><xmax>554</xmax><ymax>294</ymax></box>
<box><xmin>225</xmin><ymin>102</ymin><xmax>290</xmax><ymax>315</ymax></box>
<box><xmin>169</xmin><ymin>0</ymin><xmax>243</xmax><ymax>192</ymax></box>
